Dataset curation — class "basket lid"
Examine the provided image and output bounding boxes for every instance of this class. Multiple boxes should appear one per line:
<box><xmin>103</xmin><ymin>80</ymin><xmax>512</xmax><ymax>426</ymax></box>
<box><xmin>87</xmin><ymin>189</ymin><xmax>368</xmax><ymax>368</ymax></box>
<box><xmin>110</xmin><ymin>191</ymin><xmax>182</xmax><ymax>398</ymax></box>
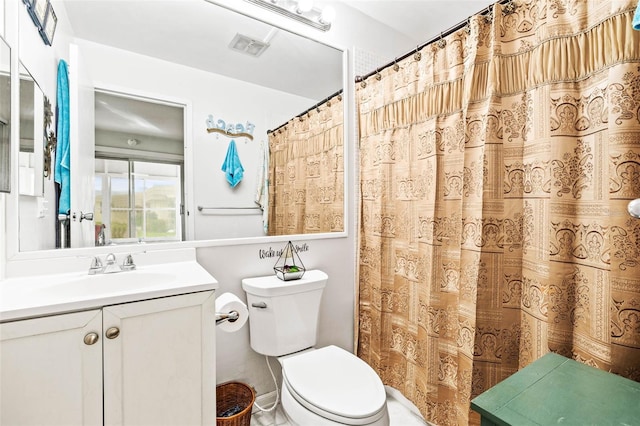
<box><xmin>281</xmin><ymin>346</ymin><xmax>386</xmax><ymax>421</ymax></box>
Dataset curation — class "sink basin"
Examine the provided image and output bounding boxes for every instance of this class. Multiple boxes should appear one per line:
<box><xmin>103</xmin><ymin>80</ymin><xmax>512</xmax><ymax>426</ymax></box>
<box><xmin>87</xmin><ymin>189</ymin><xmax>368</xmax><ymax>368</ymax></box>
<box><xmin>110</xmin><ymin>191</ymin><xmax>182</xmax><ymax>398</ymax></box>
<box><xmin>0</xmin><ymin>258</ymin><xmax>218</xmax><ymax>322</ymax></box>
<box><xmin>39</xmin><ymin>271</ymin><xmax>178</xmax><ymax>298</ymax></box>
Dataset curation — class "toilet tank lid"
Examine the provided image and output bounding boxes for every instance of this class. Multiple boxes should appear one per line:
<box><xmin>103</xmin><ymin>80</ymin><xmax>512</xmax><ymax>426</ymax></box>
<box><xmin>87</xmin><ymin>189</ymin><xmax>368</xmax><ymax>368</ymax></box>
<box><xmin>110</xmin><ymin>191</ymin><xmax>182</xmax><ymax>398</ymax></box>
<box><xmin>242</xmin><ymin>270</ymin><xmax>328</xmax><ymax>297</ymax></box>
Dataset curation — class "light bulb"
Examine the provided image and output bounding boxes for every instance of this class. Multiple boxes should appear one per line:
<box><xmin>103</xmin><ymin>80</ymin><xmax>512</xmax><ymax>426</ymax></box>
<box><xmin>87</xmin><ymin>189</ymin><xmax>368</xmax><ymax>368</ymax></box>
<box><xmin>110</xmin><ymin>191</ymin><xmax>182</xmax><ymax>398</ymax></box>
<box><xmin>296</xmin><ymin>0</ymin><xmax>313</xmax><ymax>14</ymax></box>
<box><xmin>320</xmin><ymin>5</ymin><xmax>336</xmax><ymax>23</ymax></box>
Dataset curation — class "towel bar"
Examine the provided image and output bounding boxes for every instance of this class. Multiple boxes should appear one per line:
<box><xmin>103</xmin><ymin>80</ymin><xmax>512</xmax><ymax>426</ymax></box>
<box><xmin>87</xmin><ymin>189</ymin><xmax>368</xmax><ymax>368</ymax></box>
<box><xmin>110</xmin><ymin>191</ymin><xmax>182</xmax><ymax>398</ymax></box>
<box><xmin>197</xmin><ymin>206</ymin><xmax>262</xmax><ymax>216</ymax></box>
<box><xmin>197</xmin><ymin>206</ymin><xmax>261</xmax><ymax>211</ymax></box>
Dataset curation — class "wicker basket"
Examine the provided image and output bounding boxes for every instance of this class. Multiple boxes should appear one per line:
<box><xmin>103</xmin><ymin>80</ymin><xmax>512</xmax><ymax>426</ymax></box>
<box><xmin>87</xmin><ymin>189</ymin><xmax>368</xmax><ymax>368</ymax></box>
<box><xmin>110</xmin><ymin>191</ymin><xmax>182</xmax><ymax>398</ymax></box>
<box><xmin>216</xmin><ymin>381</ymin><xmax>255</xmax><ymax>426</ymax></box>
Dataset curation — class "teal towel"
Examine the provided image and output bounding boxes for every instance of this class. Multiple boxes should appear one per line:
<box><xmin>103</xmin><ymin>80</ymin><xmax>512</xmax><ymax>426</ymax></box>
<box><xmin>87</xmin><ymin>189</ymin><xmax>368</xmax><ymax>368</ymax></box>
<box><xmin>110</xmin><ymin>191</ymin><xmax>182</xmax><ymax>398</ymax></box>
<box><xmin>221</xmin><ymin>139</ymin><xmax>244</xmax><ymax>187</ymax></box>
<box><xmin>634</xmin><ymin>1</ymin><xmax>640</xmax><ymax>30</ymax></box>
<box><xmin>55</xmin><ymin>60</ymin><xmax>70</xmax><ymax>215</ymax></box>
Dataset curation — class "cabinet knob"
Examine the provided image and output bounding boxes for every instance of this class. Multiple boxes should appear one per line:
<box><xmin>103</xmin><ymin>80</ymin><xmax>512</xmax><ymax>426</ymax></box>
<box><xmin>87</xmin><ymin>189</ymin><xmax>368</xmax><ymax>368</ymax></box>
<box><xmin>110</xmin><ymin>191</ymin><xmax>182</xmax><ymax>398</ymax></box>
<box><xmin>84</xmin><ymin>332</ymin><xmax>99</xmax><ymax>345</ymax></box>
<box><xmin>105</xmin><ymin>327</ymin><xmax>120</xmax><ymax>339</ymax></box>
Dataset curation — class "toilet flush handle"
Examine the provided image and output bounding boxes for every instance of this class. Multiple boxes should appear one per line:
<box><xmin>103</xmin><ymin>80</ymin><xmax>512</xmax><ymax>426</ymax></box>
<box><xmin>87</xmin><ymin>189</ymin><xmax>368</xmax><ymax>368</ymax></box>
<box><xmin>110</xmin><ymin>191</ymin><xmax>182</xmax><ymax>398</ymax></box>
<box><xmin>251</xmin><ymin>302</ymin><xmax>267</xmax><ymax>309</ymax></box>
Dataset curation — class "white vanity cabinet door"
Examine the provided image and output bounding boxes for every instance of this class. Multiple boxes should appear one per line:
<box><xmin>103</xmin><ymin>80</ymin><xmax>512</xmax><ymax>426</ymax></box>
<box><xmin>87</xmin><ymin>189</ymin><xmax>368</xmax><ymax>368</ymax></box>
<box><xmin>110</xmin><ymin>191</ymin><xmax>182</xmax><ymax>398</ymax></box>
<box><xmin>0</xmin><ymin>310</ymin><xmax>103</xmax><ymax>426</ymax></box>
<box><xmin>103</xmin><ymin>290</ymin><xmax>216</xmax><ymax>426</ymax></box>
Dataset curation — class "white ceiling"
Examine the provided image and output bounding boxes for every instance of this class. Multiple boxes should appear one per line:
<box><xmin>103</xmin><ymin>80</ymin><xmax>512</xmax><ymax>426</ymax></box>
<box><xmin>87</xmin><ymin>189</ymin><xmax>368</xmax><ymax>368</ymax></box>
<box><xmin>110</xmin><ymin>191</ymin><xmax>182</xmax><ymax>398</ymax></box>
<box><xmin>342</xmin><ymin>1</ymin><xmax>495</xmax><ymax>43</ymax></box>
<box><xmin>60</xmin><ymin>0</ymin><xmax>495</xmax><ymax>140</ymax></box>
<box><xmin>61</xmin><ymin>0</ymin><xmax>343</xmax><ymax>101</ymax></box>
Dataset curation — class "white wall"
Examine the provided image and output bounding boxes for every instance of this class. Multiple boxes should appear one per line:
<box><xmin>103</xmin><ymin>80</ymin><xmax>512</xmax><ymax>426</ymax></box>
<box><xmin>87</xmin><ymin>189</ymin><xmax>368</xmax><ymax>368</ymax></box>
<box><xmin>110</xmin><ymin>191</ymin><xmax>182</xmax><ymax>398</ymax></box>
<box><xmin>2</xmin><ymin>0</ymin><xmax>419</xmax><ymax>400</ymax></box>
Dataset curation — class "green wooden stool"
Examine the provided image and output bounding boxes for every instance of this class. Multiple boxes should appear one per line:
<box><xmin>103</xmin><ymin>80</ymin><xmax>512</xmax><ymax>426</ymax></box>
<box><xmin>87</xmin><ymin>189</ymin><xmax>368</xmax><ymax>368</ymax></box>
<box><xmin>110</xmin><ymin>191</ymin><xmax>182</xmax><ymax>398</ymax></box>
<box><xmin>471</xmin><ymin>352</ymin><xmax>640</xmax><ymax>425</ymax></box>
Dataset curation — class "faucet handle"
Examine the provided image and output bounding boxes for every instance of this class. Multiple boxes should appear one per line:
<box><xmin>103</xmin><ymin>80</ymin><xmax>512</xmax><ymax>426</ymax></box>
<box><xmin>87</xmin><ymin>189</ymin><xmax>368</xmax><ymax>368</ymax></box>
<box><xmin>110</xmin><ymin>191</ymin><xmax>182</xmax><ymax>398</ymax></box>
<box><xmin>88</xmin><ymin>256</ymin><xmax>103</xmax><ymax>275</ymax></box>
<box><xmin>90</xmin><ymin>256</ymin><xmax>103</xmax><ymax>269</ymax></box>
<box><xmin>122</xmin><ymin>254</ymin><xmax>136</xmax><ymax>271</ymax></box>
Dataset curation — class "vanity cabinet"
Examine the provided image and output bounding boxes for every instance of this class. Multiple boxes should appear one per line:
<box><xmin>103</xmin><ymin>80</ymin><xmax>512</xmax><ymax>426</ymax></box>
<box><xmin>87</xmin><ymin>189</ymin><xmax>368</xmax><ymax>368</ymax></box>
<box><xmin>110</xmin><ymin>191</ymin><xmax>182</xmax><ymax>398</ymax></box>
<box><xmin>0</xmin><ymin>309</ymin><xmax>103</xmax><ymax>425</ymax></box>
<box><xmin>0</xmin><ymin>290</ymin><xmax>216</xmax><ymax>426</ymax></box>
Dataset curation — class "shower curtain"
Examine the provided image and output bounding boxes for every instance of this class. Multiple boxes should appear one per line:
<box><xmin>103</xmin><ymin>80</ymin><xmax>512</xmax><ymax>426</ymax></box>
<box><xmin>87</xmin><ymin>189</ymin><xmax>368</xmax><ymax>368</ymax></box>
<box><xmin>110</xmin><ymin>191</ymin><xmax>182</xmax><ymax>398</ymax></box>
<box><xmin>268</xmin><ymin>93</ymin><xmax>344</xmax><ymax>235</ymax></box>
<box><xmin>356</xmin><ymin>1</ymin><xmax>640</xmax><ymax>424</ymax></box>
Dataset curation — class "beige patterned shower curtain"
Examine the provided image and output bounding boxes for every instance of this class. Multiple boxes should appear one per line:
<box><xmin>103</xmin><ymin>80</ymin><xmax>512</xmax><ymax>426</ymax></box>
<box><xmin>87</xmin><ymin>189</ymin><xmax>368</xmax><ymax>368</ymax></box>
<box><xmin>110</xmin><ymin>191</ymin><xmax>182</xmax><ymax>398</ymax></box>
<box><xmin>267</xmin><ymin>94</ymin><xmax>344</xmax><ymax>235</ymax></box>
<box><xmin>356</xmin><ymin>1</ymin><xmax>640</xmax><ymax>424</ymax></box>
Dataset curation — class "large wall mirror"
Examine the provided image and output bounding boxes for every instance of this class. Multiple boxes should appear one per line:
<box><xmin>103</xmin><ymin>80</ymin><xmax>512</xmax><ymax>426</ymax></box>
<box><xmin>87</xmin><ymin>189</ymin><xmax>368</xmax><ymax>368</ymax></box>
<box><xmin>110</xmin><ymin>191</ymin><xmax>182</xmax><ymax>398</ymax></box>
<box><xmin>16</xmin><ymin>0</ymin><xmax>345</xmax><ymax>253</ymax></box>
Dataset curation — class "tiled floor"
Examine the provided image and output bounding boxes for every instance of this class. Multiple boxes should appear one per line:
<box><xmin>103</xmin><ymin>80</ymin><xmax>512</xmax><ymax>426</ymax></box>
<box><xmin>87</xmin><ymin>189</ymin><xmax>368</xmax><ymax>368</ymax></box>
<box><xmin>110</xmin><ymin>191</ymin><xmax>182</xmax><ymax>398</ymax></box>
<box><xmin>251</xmin><ymin>386</ymin><xmax>428</xmax><ymax>426</ymax></box>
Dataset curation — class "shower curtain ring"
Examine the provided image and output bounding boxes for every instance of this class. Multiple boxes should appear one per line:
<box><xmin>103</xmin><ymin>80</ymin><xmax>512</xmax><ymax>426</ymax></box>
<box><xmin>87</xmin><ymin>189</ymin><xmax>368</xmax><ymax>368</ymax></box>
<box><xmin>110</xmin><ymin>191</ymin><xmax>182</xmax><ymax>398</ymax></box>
<box><xmin>414</xmin><ymin>45</ymin><xmax>422</xmax><ymax>61</ymax></box>
<box><xmin>393</xmin><ymin>58</ymin><xmax>400</xmax><ymax>72</ymax></box>
<box><xmin>503</xmin><ymin>1</ymin><xmax>516</xmax><ymax>14</ymax></box>
<box><xmin>485</xmin><ymin>5</ymin><xmax>493</xmax><ymax>23</ymax></box>
<box><xmin>375</xmin><ymin>68</ymin><xmax>382</xmax><ymax>81</ymax></box>
<box><xmin>437</xmin><ymin>32</ymin><xmax>447</xmax><ymax>49</ymax></box>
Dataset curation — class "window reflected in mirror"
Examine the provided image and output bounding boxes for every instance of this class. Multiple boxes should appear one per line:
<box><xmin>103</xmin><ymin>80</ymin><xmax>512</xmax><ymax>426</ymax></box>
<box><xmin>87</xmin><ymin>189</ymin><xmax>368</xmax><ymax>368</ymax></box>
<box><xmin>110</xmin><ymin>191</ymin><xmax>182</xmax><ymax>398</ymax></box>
<box><xmin>94</xmin><ymin>159</ymin><xmax>183</xmax><ymax>246</ymax></box>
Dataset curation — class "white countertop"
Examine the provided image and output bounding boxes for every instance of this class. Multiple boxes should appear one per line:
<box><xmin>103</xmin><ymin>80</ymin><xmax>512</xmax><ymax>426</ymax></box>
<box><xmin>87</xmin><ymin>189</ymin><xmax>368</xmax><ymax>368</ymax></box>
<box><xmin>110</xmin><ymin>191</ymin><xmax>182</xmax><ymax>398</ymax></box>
<box><xmin>0</xmin><ymin>260</ymin><xmax>218</xmax><ymax>322</ymax></box>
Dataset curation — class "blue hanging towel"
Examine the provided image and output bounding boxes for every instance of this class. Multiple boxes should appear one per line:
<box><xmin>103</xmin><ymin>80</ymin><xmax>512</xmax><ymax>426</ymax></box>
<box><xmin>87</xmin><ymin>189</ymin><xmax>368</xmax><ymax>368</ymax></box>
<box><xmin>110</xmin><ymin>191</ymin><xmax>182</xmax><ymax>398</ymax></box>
<box><xmin>634</xmin><ymin>1</ymin><xmax>640</xmax><ymax>30</ymax></box>
<box><xmin>55</xmin><ymin>60</ymin><xmax>71</xmax><ymax>215</ymax></box>
<box><xmin>221</xmin><ymin>139</ymin><xmax>244</xmax><ymax>187</ymax></box>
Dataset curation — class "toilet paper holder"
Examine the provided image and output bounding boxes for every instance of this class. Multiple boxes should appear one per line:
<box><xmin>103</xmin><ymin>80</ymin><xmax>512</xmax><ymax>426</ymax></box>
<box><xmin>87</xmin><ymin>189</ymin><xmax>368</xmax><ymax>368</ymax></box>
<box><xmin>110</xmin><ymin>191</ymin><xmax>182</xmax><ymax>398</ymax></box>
<box><xmin>215</xmin><ymin>310</ymin><xmax>239</xmax><ymax>325</ymax></box>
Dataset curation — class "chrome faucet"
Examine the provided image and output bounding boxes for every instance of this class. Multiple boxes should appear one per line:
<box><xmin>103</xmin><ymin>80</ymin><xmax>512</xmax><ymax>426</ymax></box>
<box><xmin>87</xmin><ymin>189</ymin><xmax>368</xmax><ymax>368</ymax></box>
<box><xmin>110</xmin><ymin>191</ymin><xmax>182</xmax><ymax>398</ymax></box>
<box><xmin>88</xmin><ymin>253</ymin><xmax>136</xmax><ymax>275</ymax></box>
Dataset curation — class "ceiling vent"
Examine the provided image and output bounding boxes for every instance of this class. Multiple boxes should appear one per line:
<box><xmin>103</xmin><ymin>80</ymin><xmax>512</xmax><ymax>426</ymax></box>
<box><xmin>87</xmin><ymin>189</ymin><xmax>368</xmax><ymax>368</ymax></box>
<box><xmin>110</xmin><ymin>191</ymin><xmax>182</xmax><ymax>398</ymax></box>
<box><xmin>229</xmin><ymin>33</ymin><xmax>270</xmax><ymax>57</ymax></box>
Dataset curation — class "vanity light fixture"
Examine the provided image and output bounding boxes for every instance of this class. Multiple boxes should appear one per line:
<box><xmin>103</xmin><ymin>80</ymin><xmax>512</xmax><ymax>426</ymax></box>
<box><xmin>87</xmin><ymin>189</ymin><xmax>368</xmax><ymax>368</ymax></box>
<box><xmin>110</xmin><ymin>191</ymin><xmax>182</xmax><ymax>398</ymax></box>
<box><xmin>243</xmin><ymin>0</ymin><xmax>335</xmax><ymax>31</ymax></box>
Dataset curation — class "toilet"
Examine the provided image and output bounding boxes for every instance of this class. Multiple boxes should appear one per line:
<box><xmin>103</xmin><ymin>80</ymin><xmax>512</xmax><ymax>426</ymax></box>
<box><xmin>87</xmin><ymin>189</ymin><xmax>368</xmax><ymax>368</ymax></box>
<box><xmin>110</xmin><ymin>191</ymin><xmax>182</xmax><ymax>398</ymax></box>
<box><xmin>242</xmin><ymin>270</ymin><xmax>390</xmax><ymax>426</ymax></box>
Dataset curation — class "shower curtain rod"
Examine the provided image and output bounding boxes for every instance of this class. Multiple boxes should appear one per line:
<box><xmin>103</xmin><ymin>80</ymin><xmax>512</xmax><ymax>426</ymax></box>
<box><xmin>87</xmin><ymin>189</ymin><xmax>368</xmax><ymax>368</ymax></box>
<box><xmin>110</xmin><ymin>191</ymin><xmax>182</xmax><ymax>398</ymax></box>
<box><xmin>355</xmin><ymin>0</ymin><xmax>511</xmax><ymax>83</ymax></box>
<box><xmin>268</xmin><ymin>88</ymin><xmax>343</xmax><ymax>134</ymax></box>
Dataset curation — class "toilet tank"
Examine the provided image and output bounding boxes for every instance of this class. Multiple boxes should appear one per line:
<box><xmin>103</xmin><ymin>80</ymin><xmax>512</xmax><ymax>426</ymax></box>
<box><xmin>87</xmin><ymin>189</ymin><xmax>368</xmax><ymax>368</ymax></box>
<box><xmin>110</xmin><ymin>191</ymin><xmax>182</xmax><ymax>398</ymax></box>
<box><xmin>242</xmin><ymin>270</ymin><xmax>328</xmax><ymax>357</ymax></box>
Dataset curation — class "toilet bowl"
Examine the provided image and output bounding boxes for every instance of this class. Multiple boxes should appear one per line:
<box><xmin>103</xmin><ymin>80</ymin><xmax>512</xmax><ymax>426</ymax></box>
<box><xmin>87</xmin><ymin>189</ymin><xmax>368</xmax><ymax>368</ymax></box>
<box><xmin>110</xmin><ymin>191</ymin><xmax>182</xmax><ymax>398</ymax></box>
<box><xmin>242</xmin><ymin>271</ymin><xmax>389</xmax><ymax>426</ymax></box>
<box><xmin>279</xmin><ymin>346</ymin><xmax>389</xmax><ymax>425</ymax></box>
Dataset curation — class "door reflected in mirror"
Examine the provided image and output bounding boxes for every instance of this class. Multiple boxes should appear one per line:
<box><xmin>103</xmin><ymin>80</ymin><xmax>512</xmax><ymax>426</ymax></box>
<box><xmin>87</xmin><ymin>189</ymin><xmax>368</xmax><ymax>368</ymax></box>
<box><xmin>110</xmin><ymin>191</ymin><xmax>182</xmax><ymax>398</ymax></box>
<box><xmin>0</xmin><ymin>37</ymin><xmax>11</xmax><ymax>194</ymax></box>
<box><xmin>16</xmin><ymin>1</ymin><xmax>345</xmax><ymax>252</ymax></box>
<box><xmin>93</xmin><ymin>90</ymin><xmax>185</xmax><ymax>247</ymax></box>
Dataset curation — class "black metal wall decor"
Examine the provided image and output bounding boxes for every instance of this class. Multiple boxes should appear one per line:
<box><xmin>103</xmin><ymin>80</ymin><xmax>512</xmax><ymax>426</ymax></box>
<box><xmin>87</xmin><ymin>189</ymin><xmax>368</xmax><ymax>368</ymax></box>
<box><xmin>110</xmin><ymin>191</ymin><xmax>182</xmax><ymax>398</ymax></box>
<box><xmin>23</xmin><ymin>0</ymin><xmax>57</xmax><ymax>46</ymax></box>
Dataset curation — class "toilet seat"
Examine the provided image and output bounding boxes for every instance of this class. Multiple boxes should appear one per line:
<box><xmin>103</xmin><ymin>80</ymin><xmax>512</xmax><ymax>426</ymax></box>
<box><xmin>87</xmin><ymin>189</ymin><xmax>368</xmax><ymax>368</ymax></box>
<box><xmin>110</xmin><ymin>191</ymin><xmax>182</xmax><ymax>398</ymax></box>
<box><xmin>281</xmin><ymin>345</ymin><xmax>387</xmax><ymax>425</ymax></box>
